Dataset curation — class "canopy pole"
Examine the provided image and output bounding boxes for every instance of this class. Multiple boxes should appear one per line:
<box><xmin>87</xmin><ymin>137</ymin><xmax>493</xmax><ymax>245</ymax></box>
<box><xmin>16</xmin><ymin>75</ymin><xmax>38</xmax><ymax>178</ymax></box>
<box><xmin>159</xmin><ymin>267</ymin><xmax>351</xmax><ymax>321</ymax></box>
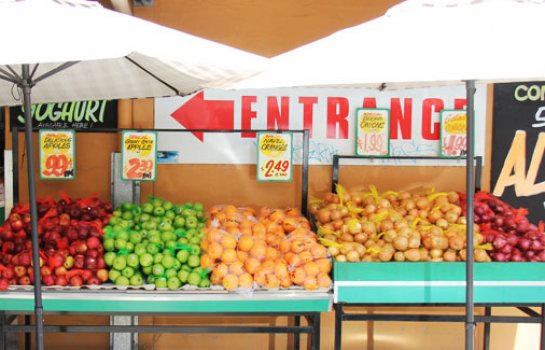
<box><xmin>21</xmin><ymin>64</ymin><xmax>45</xmax><ymax>350</ymax></box>
<box><xmin>465</xmin><ymin>79</ymin><xmax>476</xmax><ymax>350</ymax></box>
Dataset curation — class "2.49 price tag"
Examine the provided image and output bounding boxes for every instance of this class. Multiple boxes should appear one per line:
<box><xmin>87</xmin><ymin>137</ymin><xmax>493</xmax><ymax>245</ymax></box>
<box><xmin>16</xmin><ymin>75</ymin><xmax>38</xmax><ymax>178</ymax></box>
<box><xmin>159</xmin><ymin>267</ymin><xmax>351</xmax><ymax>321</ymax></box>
<box><xmin>121</xmin><ymin>131</ymin><xmax>157</xmax><ymax>181</ymax></box>
<box><xmin>39</xmin><ymin>130</ymin><xmax>75</xmax><ymax>180</ymax></box>
<box><xmin>256</xmin><ymin>132</ymin><xmax>293</xmax><ymax>182</ymax></box>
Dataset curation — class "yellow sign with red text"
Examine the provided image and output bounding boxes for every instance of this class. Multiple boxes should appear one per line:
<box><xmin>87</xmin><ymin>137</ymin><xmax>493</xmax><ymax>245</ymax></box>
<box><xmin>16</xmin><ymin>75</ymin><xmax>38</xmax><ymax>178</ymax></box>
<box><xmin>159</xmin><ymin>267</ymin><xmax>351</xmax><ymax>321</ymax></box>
<box><xmin>39</xmin><ymin>130</ymin><xmax>75</xmax><ymax>180</ymax></box>
<box><xmin>121</xmin><ymin>131</ymin><xmax>157</xmax><ymax>181</ymax></box>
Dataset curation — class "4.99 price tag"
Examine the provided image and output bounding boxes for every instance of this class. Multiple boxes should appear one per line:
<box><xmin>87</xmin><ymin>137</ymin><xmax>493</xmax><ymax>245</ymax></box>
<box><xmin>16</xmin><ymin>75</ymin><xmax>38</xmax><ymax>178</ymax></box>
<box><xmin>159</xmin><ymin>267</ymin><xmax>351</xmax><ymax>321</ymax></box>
<box><xmin>440</xmin><ymin>110</ymin><xmax>467</xmax><ymax>158</ymax></box>
<box><xmin>39</xmin><ymin>130</ymin><xmax>75</xmax><ymax>180</ymax></box>
<box><xmin>121</xmin><ymin>131</ymin><xmax>157</xmax><ymax>181</ymax></box>
<box><xmin>355</xmin><ymin>108</ymin><xmax>390</xmax><ymax>157</ymax></box>
<box><xmin>256</xmin><ymin>132</ymin><xmax>293</xmax><ymax>182</ymax></box>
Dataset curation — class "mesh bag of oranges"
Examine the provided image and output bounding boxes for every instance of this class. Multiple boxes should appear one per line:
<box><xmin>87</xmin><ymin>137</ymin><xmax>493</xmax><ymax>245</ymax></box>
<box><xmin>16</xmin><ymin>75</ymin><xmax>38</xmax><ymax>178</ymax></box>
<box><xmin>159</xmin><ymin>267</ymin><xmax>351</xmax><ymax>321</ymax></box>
<box><xmin>201</xmin><ymin>205</ymin><xmax>332</xmax><ymax>292</ymax></box>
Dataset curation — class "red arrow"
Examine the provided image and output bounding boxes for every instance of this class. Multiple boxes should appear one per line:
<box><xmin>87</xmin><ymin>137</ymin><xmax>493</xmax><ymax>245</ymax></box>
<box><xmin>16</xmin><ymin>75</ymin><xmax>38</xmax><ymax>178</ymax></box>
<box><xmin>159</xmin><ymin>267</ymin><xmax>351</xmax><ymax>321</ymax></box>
<box><xmin>170</xmin><ymin>91</ymin><xmax>235</xmax><ymax>142</ymax></box>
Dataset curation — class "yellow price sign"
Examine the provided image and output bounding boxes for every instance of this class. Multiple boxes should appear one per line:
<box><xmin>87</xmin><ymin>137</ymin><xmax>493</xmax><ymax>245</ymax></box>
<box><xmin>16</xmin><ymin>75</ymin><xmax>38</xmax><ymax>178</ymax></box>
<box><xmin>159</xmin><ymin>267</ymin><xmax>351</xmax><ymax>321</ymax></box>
<box><xmin>256</xmin><ymin>132</ymin><xmax>293</xmax><ymax>182</ymax></box>
<box><xmin>39</xmin><ymin>130</ymin><xmax>75</xmax><ymax>180</ymax></box>
<box><xmin>121</xmin><ymin>131</ymin><xmax>157</xmax><ymax>181</ymax></box>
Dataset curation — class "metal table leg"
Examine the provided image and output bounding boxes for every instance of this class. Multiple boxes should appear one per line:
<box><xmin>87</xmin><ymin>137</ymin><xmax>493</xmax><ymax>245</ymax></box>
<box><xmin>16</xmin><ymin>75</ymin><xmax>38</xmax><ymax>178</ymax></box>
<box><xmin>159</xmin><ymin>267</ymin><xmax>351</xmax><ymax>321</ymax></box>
<box><xmin>24</xmin><ymin>315</ymin><xmax>31</xmax><ymax>350</ymax></box>
<box><xmin>541</xmin><ymin>304</ymin><xmax>545</xmax><ymax>350</ymax></box>
<box><xmin>483</xmin><ymin>306</ymin><xmax>491</xmax><ymax>350</ymax></box>
<box><xmin>309</xmin><ymin>313</ymin><xmax>321</xmax><ymax>350</ymax></box>
<box><xmin>0</xmin><ymin>312</ymin><xmax>6</xmax><ymax>350</ymax></box>
<box><xmin>334</xmin><ymin>303</ymin><xmax>343</xmax><ymax>350</ymax></box>
<box><xmin>294</xmin><ymin>316</ymin><xmax>300</xmax><ymax>350</ymax></box>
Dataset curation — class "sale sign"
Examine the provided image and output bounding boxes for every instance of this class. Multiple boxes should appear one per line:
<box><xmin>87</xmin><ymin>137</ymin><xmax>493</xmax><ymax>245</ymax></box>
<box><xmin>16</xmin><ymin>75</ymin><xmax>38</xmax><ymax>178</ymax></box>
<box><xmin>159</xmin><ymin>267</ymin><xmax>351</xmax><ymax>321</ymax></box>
<box><xmin>39</xmin><ymin>130</ymin><xmax>75</xmax><ymax>180</ymax></box>
<box><xmin>256</xmin><ymin>132</ymin><xmax>293</xmax><ymax>182</ymax></box>
<box><xmin>121</xmin><ymin>131</ymin><xmax>157</xmax><ymax>181</ymax></box>
<box><xmin>440</xmin><ymin>110</ymin><xmax>467</xmax><ymax>157</ymax></box>
<box><xmin>355</xmin><ymin>108</ymin><xmax>390</xmax><ymax>157</ymax></box>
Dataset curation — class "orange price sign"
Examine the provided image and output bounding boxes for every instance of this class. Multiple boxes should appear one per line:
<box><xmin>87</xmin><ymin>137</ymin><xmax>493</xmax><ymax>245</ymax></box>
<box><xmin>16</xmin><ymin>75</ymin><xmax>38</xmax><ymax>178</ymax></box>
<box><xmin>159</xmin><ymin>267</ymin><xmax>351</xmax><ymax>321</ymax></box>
<box><xmin>121</xmin><ymin>131</ymin><xmax>157</xmax><ymax>181</ymax></box>
<box><xmin>39</xmin><ymin>130</ymin><xmax>75</xmax><ymax>180</ymax></box>
<box><xmin>256</xmin><ymin>132</ymin><xmax>292</xmax><ymax>182</ymax></box>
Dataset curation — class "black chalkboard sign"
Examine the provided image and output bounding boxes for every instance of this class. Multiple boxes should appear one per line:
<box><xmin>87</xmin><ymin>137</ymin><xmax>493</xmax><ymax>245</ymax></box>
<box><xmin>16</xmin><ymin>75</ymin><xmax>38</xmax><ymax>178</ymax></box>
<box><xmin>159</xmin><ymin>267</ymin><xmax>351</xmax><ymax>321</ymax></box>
<box><xmin>491</xmin><ymin>82</ymin><xmax>545</xmax><ymax>224</ymax></box>
<box><xmin>10</xmin><ymin>99</ymin><xmax>118</xmax><ymax>130</ymax></box>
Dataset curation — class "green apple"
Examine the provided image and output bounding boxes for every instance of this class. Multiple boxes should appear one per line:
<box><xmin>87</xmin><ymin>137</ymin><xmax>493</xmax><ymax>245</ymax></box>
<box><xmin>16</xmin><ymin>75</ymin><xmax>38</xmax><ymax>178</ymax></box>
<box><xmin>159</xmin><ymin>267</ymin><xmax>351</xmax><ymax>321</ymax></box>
<box><xmin>139</xmin><ymin>253</ymin><xmax>153</xmax><ymax>267</ymax></box>
<box><xmin>146</xmin><ymin>275</ymin><xmax>155</xmax><ymax>284</ymax></box>
<box><xmin>152</xmin><ymin>264</ymin><xmax>165</xmax><ymax>277</ymax></box>
<box><xmin>142</xmin><ymin>202</ymin><xmax>154</xmax><ymax>214</ymax></box>
<box><xmin>125</xmin><ymin>242</ymin><xmax>134</xmax><ymax>253</ymax></box>
<box><xmin>165</xmin><ymin>240</ymin><xmax>177</xmax><ymax>250</ymax></box>
<box><xmin>176</xmin><ymin>250</ymin><xmax>189</xmax><ymax>263</ymax></box>
<box><xmin>187</xmin><ymin>272</ymin><xmax>201</xmax><ymax>286</ymax></box>
<box><xmin>153</xmin><ymin>253</ymin><xmax>164</xmax><ymax>265</ymax></box>
<box><xmin>130</xmin><ymin>232</ymin><xmax>143</xmax><ymax>244</ymax></box>
<box><xmin>104</xmin><ymin>252</ymin><xmax>116</xmax><ymax>266</ymax></box>
<box><xmin>103</xmin><ymin>238</ymin><xmax>115</xmax><ymax>252</ymax></box>
<box><xmin>161</xmin><ymin>255</ymin><xmax>175</xmax><ymax>269</ymax></box>
<box><xmin>161</xmin><ymin>231</ymin><xmax>175</xmax><ymax>242</ymax></box>
<box><xmin>177</xmin><ymin>269</ymin><xmax>189</xmax><ymax>283</ymax></box>
<box><xmin>165</xmin><ymin>268</ymin><xmax>178</xmax><ymax>279</ymax></box>
<box><xmin>122</xmin><ymin>266</ymin><xmax>135</xmax><ymax>278</ymax></box>
<box><xmin>174</xmin><ymin>216</ymin><xmax>186</xmax><ymax>228</ymax></box>
<box><xmin>115</xmin><ymin>276</ymin><xmax>130</xmax><ymax>286</ymax></box>
<box><xmin>108</xmin><ymin>269</ymin><xmax>121</xmax><ymax>282</ymax></box>
<box><xmin>121</xmin><ymin>211</ymin><xmax>133</xmax><ymax>221</ymax></box>
<box><xmin>165</xmin><ymin>210</ymin><xmax>176</xmax><ymax>220</ymax></box>
<box><xmin>172</xmin><ymin>260</ymin><xmax>181</xmax><ymax>271</ymax></box>
<box><xmin>139</xmin><ymin>213</ymin><xmax>151</xmax><ymax>222</ymax></box>
<box><xmin>153</xmin><ymin>207</ymin><xmax>165</xmax><ymax>217</ymax></box>
<box><xmin>199</xmin><ymin>277</ymin><xmax>210</xmax><ymax>288</ymax></box>
<box><xmin>114</xmin><ymin>239</ymin><xmax>127</xmax><ymax>250</ymax></box>
<box><xmin>154</xmin><ymin>277</ymin><xmax>167</xmax><ymax>289</ymax></box>
<box><xmin>113</xmin><ymin>256</ymin><xmax>127</xmax><ymax>270</ymax></box>
<box><xmin>112</xmin><ymin>209</ymin><xmax>122</xmax><ymax>217</ymax></box>
<box><xmin>167</xmin><ymin>276</ymin><xmax>181</xmax><ymax>290</ymax></box>
<box><xmin>142</xmin><ymin>266</ymin><xmax>153</xmax><ymax>275</ymax></box>
<box><xmin>130</xmin><ymin>274</ymin><xmax>143</xmax><ymax>286</ymax></box>
<box><xmin>134</xmin><ymin>243</ymin><xmax>147</xmax><ymax>256</ymax></box>
<box><xmin>177</xmin><ymin>237</ymin><xmax>189</xmax><ymax>245</ymax></box>
<box><xmin>126</xmin><ymin>254</ymin><xmax>139</xmax><ymax>268</ymax></box>
<box><xmin>187</xmin><ymin>254</ymin><xmax>200</xmax><ymax>268</ymax></box>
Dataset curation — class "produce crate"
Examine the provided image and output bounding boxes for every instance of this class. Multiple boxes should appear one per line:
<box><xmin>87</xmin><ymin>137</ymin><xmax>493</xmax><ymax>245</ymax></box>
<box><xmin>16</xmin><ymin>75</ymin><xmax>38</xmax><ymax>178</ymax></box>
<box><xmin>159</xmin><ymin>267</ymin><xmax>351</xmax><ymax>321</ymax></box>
<box><xmin>333</xmin><ymin>262</ymin><xmax>545</xmax><ymax>304</ymax></box>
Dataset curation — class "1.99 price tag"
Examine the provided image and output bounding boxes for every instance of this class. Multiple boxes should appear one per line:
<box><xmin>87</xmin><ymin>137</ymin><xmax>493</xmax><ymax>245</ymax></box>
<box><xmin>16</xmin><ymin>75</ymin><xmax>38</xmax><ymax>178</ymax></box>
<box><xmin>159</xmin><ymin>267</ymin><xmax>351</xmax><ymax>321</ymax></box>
<box><xmin>355</xmin><ymin>108</ymin><xmax>390</xmax><ymax>157</ymax></box>
<box><xmin>39</xmin><ymin>130</ymin><xmax>75</xmax><ymax>180</ymax></box>
<box><xmin>440</xmin><ymin>110</ymin><xmax>467</xmax><ymax>157</ymax></box>
<box><xmin>256</xmin><ymin>132</ymin><xmax>293</xmax><ymax>182</ymax></box>
<box><xmin>121</xmin><ymin>131</ymin><xmax>157</xmax><ymax>181</ymax></box>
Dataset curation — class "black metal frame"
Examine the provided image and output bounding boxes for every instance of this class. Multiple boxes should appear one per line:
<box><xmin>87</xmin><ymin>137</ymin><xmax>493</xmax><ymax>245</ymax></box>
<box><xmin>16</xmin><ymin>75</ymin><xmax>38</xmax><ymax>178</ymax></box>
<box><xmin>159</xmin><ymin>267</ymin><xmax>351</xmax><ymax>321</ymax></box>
<box><xmin>11</xmin><ymin>127</ymin><xmax>310</xmax><ymax>216</ymax></box>
<box><xmin>0</xmin><ymin>311</ymin><xmax>321</xmax><ymax>350</ymax></box>
<box><xmin>8</xmin><ymin>126</ymin><xmax>312</xmax><ymax>349</ymax></box>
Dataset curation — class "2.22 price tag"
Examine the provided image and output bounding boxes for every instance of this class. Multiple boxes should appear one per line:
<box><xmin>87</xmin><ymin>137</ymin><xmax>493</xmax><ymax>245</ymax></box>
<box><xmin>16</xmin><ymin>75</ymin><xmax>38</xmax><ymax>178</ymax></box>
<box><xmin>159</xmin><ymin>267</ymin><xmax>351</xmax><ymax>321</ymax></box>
<box><xmin>256</xmin><ymin>132</ymin><xmax>293</xmax><ymax>182</ymax></box>
<box><xmin>39</xmin><ymin>130</ymin><xmax>75</xmax><ymax>180</ymax></box>
<box><xmin>121</xmin><ymin>131</ymin><xmax>157</xmax><ymax>181</ymax></box>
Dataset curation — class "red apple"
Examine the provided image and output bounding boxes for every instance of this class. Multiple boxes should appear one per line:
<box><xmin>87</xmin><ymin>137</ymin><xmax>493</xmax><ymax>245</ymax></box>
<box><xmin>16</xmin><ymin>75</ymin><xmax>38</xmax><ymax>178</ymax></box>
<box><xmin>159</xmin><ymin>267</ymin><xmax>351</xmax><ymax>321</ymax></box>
<box><xmin>86</xmin><ymin>249</ymin><xmax>98</xmax><ymax>259</ymax></box>
<box><xmin>18</xmin><ymin>252</ymin><xmax>31</xmax><ymax>267</ymax></box>
<box><xmin>63</xmin><ymin>256</ymin><xmax>74</xmax><ymax>269</ymax></box>
<box><xmin>13</xmin><ymin>266</ymin><xmax>26</xmax><ymax>278</ymax></box>
<box><xmin>0</xmin><ymin>278</ymin><xmax>8</xmax><ymax>290</ymax></box>
<box><xmin>81</xmin><ymin>269</ymin><xmax>92</xmax><ymax>282</ymax></box>
<box><xmin>55</xmin><ymin>275</ymin><xmax>67</xmax><ymax>286</ymax></box>
<box><xmin>69</xmin><ymin>275</ymin><xmax>83</xmax><ymax>287</ymax></box>
<box><xmin>10</xmin><ymin>220</ymin><xmax>23</xmax><ymax>232</ymax></box>
<box><xmin>54</xmin><ymin>266</ymin><xmax>67</xmax><ymax>276</ymax></box>
<box><xmin>18</xmin><ymin>276</ymin><xmax>31</xmax><ymax>285</ymax></box>
<box><xmin>73</xmin><ymin>255</ymin><xmax>85</xmax><ymax>269</ymax></box>
<box><xmin>2</xmin><ymin>267</ymin><xmax>14</xmax><ymax>280</ymax></box>
<box><xmin>96</xmin><ymin>269</ymin><xmax>108</xmax><ymax>283</ymax></box>
<box><xmin>96</xmin><ymin>257</ymin><xmax>105</xmax><ymax>269</ymax></box>
<box><xmin>42</xmin><ymin>275</ymin><xmax>55</xmax><ymax>286</ymax></box>
<box><xmin>86</xmin><ymin>237</ymin><xmax>100</xmax><ymax>250</ymax></box>
<box><xmin>40</xmin><ymin>266</ymin><xmax>52</xmax><ymax>277</ymax></box>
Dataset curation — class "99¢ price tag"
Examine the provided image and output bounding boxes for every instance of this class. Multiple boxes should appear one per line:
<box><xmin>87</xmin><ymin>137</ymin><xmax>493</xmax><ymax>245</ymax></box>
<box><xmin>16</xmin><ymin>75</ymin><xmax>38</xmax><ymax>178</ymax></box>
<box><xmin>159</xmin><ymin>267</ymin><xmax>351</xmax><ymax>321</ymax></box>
<box><xmin>121</xmin><ymin>131</ymin><xmax>157</xmax><ymax>181</ymax></box>
<box><xmin>39</xmin><ymin>130</ymin><xmax>75</xmax><ymax>180</ymax></box>
<box><xmin>355</xmin><ymin>108</ymin><xmax>390</xmax><ymax>157</ymax></box>
<box><xmin>440</xmin><ymin>110</ymin><xmax>467</xmax><ymax>158</ymax></box>
<box><xmin>256</xmin><ymin>132</ymin><xmax>293</xmax><ymax>182</ymax></box>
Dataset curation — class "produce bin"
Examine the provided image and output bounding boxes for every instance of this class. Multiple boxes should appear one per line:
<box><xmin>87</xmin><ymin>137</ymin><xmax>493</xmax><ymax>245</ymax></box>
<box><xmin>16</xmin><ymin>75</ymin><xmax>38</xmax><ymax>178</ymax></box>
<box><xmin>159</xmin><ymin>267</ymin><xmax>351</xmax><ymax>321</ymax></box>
<box><xmin>333</xmin><ymin>262</ymin><xmax>545</xmax><ymax>304</ymax></box>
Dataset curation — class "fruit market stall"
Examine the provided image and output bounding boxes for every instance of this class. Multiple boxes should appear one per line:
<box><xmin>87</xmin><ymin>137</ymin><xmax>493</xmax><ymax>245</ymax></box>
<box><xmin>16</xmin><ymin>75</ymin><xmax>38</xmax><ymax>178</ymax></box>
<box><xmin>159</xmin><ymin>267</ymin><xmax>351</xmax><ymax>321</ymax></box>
<box><xmin>0</xmin><ymin>127</ymin><xmax>332</xmax><ymax>349</ymax></box>
<box><xmin>314</xmin><ymin>155</ymin><xmax>545</xmax><ymax>350</ymax></box>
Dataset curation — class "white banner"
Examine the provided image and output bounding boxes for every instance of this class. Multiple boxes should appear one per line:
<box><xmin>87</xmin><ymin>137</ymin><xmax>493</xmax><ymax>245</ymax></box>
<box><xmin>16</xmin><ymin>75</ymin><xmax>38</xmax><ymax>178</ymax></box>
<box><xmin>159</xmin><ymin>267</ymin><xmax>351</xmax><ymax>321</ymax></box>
<box><xmin>154</xmin><ymin>85</ymin><xmax>486</xmax><ymax>165</ymax></box>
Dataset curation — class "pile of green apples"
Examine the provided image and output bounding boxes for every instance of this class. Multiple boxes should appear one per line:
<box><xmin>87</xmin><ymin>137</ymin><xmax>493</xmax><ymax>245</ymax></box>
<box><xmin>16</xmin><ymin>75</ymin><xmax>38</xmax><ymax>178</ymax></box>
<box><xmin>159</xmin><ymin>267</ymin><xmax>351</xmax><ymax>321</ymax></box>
<box><xmin>102</xmin><ymin>196</ymin><xmax>210</xmax><ymax>290</ymax></box>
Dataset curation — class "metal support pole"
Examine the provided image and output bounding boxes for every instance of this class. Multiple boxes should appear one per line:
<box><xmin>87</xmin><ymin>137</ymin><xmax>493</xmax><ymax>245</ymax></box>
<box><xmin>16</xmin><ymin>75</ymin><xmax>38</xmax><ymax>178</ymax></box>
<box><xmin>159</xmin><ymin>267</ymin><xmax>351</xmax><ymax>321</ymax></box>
<box><xmin>293</xmin><ymin>316</ymin><xmax>300</xmax><ymax>350</ymax></box>
<box><xmin>465</xmin><ymin>80</ymin><xmax>476</xmax><ymax>350</ymax></box>
<box><xmin>483</xmin><ymin>306</ymin><xmax>491</xmax><ymax>350</ymax></box>
<box><xmin>21</xmin><ymin>64</ymin><xmax>45</xmax><ymax>350</ymax></box>
<box><xmin>541</xmin><ymin>304</ymin><xmax>545</xmax><ymax>350</ymax></box>
<box><xmin>334</xmin><ymin>303</ymin><xmax>343</xmax><ymax>350</ymax></box>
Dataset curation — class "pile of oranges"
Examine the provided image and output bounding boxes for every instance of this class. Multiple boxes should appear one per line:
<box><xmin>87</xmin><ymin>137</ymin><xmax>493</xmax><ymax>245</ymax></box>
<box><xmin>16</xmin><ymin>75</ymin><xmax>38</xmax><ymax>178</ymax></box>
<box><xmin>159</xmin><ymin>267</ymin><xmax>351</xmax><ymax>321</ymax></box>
<box><xmin>200</xmin><ymin>205</ymin><xmax>332</xmax><ymax>291</ymax></box>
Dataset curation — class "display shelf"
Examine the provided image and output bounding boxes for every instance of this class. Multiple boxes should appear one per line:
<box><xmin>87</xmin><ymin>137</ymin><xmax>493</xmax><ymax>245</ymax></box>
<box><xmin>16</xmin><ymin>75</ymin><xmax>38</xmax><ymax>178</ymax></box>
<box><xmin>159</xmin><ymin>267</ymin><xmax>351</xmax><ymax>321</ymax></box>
<box><xmin>334</xmin><ymin>262</ymin><xmax>545</xmax><ymax>304</ymax></box>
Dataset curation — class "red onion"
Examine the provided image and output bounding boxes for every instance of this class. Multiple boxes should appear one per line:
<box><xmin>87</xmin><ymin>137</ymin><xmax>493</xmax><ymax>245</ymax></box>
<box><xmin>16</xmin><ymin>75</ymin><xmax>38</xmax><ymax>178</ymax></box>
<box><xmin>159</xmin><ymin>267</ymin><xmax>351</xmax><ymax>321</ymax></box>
<box><xmin>517</xmin><ymin>238</ymin><xmax>531</xmax><ymax>251</ymax></box>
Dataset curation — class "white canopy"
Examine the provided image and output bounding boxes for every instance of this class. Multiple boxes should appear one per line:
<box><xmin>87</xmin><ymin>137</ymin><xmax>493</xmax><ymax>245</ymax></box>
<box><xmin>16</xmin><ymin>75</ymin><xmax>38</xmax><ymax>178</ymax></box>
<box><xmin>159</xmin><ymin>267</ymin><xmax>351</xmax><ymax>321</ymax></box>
<box><xmin>235</xmin><ymin>0</ymin><xmax>545</xmax><ymax>90</ymax></box>
<box><xmin>0</xmin><ymin>0</ymin><xmax>267</xmax><ymax>106</ymax></box>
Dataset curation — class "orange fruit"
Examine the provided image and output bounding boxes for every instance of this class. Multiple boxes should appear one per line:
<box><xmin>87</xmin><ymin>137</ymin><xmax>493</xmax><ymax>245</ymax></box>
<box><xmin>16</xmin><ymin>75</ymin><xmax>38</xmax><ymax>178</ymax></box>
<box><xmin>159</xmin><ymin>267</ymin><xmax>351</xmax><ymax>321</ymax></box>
<box><xmin>221</xmin><ymin>248</ymin><xmax>238</xmax><ymax>264</ymax></box>
<box><xmin>317</xmin><ymin>272</ymin><xmax>332</xmax><ymax>289</ymax></box>
<box><xmin>200</xmin><ymin>239</ymin><xmax>209</xmax><ymax>251</ymax></box>
<box><xmin>299</xmin><ymin>251</ymin><xmax>314</xmax><ymax>264</ymax></box>
<box><xmin>224</xmin><ymin>205</ymin><xmax>238</xmax><ymax>215</ymax></box>
<box><xmin>252</xmin><ymin>222</ymin><xmax>266</xmax><ymax>235</ymax></box>
<box><xmin>311</xmin><ymin>244</ymin><xmax>327</xmax><ymax>259</ymax></box>
<box><xmin>207</xmin><ymin>229</ymin><xmax>223</xmax><ymax>243</ymax></box>
<box><xmin>222</xmin><ymin>273</ymin><xmax>239</xmax><ymax>291</ymax></box>
<box><xmin>236</xmin><ymin>250</ymin><xmax>249</xmax><ymax>263</ymax></box>
<box><xmin>315</xmin><ymin>258</ymin><xmax>332</xmax><ymax>273</ymax></box>
<box><xmin>266</xmin><ymin>275</ymin><xmax>280</xmax><ymax>289</ymax></box>
<box><xmin>252</xmin><ymin>231</ymin><xmax>266</xmax><ymax>241</ymax></box>
<box><xmin>259</xmin><ymin>260</ymin><xmax>275</xmax><ymax>273</ymax></box>
<box><xmin>285</xmin><ymin>253</ymin><xmax>303</xmax><ymax>268</ymax></box>
<box><xmin>303</xmin><ymin>276</ymin><xmax>318</xmax><ymax>291</ymax></box>
<box><xmin>237</xmin><ymin>235</ymin><xmax>254</xmax><ymax>252</ymax></box>
<box><xmin>214</xmin><ymin>263</ymin><xmax>229</xmax><ymax>278</ymax></box>
<box><xmin>274</xmin><ymin>261</ymin><xmax>289</xmax><ymax>280</ymax></box>
<box><xmin>210</xmin><ymin>272</ymin><xmax>223</xmax><ymax>285</ymax></box>
<box><xmin>291</xmin><ymin>268</ymin><xmax>306</xmax><ymax>285</ymax></box>
<box><xmin>269</xmin><ymin>209</ymin><xmax>285</xmax><ymax>223</ymax></box>
<box><xmin>244</xmin><ymin>257</ymin><xmax>261</xmax><ymax>274</ymax></box>
<box><xmin>238</xmin><ymin>273</ymin><xmax>254</xmax><ymax>289</ymax></box>
<box><xmin>229</xmin><ymin>261</ymin><xmax>245</xmax><ymax>276</ymax></box>
<box><xmin>285</xmin><ymin>207</ymin><xmax>301</xmax><ymax>218</ymax></box>
<box><xmin>207</xmin><ymin>242</ymin><xmax>223</xmax><ymax>260</ymax></box>
<box><xmin>254</xmin><ymin>270</ymin><xmax>267</xmax><ymax>287</ymax></box>
<box><xmin>291</xmin><ymin>240</ymin><xmax>305</xmax><ymax>254</ymax></box>
<box><xmin>250</xmin><ymin>242</ymin><xmax>267</xmax><ymax>260</ymax></box>
<box><xmin>282</xmin><ymin>217</ymin><xmax>298</xmax><ymax>233</ymax></box>
<box><xmin>265</xmin><ymin>247</ymin><xmax>279</xmax><ymax>261</ymax></box>
<box><xmin>200</xmin><ymin>254</ymin><xmax>214</xmax><ymax>269</ymax></box>
<box><xmin>280</xmin><ymin>277</ymin><xmax>293</xmax><ymax>288</ymax></box>
<box><xmin>221</xmin><ymin>235</ymin><xmax>237</xmax><ymax>249</ymax></box>
<box><xmin>279</xmin><ymin>240</ymin><xmax>292</xmax><ymax>253</ymax></box>
<box><xmin>304</xmin><ymin>262</ymin><xmax>320</xmax><ymax>277</ymax></box>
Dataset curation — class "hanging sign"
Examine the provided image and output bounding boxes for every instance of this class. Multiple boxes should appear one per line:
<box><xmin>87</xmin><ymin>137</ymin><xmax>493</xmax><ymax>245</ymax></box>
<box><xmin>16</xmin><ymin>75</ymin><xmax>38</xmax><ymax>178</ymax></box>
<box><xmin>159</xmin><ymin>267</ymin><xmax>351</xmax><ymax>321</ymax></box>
<box><xmin>355</xmin><ymin>108</ymin><xmax>390</xmax><ymax>157</ymax></box>
<box><xmin>256</xmin><ymin>132</ymin><xmax>293</xmax><ymax>182</ymax></box>
<box><xmin>121</xmin><ymin>131</ymin><xmax>157</xmax><ymax>181</ymax></box>
<box><xmin>440</xmin><ymin>110</ymin><xmax>467</xmax><ymax>158</ymax></box>
<box><xmin>39</xmin><ymin>130</ymin><xmax>76</xmax><ymax>180</ymax></box>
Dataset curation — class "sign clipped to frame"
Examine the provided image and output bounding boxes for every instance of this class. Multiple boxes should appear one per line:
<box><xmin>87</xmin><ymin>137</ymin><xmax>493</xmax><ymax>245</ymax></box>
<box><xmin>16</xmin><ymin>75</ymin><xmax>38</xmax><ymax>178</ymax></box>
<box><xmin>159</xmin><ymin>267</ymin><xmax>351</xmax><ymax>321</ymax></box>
<box><xmin>256</xmin><ymin>132</ymin><xmax>293</xmax><ymax>182</ymax></box>
<box><xmin>440</xmin><ymin>109</ymin><xmax>467</xmax><ymax>158</ymax></box>
<box><xmin>121</xmin><ymin>130</ymin><xmax>157</xmax><ymax>181</ymax></box>
<box><xmin>355</xmin><ymin>108</ymin><xmax>390</xmax><ymax>157</ymax></box>
<box><xmin>39</xmin><ymin>130</ymin><xmax>76</xmax><ymax>180</ymax></box>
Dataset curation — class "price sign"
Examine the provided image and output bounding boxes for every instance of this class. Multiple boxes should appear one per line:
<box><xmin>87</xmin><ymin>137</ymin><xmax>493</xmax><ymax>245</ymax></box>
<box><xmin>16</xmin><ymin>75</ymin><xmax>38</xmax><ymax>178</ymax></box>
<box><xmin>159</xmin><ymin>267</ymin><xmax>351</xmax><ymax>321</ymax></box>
<box><xmin>440</xmin><ymin>110</ymin><xmax>467</xmax><ymax>158</ymax></box>
<box><xmin>355</xmin><ymin>108</ymin><xmax>390</xmax><ymax>157</ymax></box>
<box><xmin>121</xmin><ymin>131</ymin><xmax>157</xmax><ymax>181</ymax></box>
<box><xmin>256</xmin><ymin>132</ymin><xmax>293</xmax><ymax>182</ymax></box>
<box><xmin>39</xmin><ymin>130</ymin><xmax>76</xmax><ymax>180</ymax></box>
